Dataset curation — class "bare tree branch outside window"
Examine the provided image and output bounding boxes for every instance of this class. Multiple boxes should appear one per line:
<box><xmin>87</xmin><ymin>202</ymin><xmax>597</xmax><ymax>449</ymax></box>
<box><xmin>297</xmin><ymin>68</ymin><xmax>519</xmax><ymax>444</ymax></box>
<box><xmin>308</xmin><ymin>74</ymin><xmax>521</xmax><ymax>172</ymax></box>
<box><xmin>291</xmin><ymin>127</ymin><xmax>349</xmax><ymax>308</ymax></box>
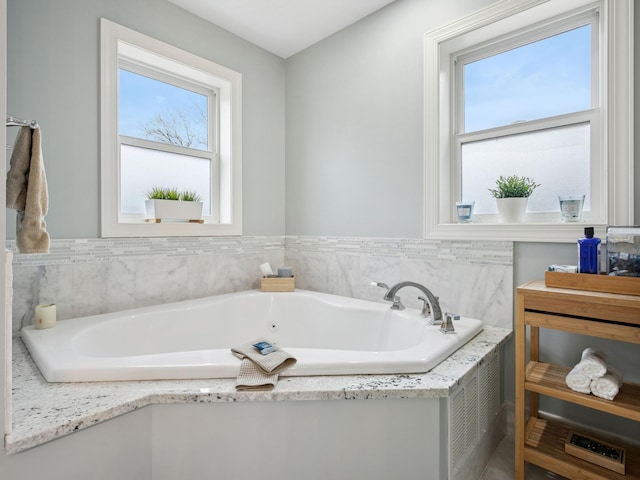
<box><xmin>142</xmin><ymin>100</ymin><xmax>208</xmax><ymax>150</ymax></box>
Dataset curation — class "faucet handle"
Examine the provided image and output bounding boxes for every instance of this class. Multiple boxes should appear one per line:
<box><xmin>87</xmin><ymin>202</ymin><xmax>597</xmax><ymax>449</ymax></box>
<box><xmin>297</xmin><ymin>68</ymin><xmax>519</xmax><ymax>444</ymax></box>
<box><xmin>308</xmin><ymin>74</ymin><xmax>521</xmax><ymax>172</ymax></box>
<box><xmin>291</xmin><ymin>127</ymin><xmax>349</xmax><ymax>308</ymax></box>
<box><xmin>372</xmin><ymin>282</ymin><xmax>404</xmax><ymax>309</ymax></box>
<box><xmin>417</xmin><ymin>296</ymin><xmax>431</xmax><ymax>318</ymax></box>
<box><xmin>370</xmin><ymin>281</ymin><xmax>390</xmax><ymax>294</ymax></box>
<box><xmin>390</xmin><ymin>295</ymin><xmax>405</xmax><ymax>311</ymax></box>
<box><xmin>440</xmin><ymin>312</ymin><xmax>459</xmax><ymax>334</ymax></box>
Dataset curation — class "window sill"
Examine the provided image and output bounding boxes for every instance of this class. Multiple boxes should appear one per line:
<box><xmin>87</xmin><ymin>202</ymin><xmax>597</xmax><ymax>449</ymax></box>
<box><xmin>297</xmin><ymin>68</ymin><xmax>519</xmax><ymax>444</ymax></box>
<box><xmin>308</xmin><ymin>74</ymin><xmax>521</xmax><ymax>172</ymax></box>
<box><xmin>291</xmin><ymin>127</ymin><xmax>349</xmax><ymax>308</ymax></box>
<box><xmin>425</xmin><ymin>222</ymin><xmax>607</xmax><ymax>243</ymax></box>
<box><xmin>102</xmin><ymin>221</ymin><xmax>242</xmax><ymax>238</ymax></box>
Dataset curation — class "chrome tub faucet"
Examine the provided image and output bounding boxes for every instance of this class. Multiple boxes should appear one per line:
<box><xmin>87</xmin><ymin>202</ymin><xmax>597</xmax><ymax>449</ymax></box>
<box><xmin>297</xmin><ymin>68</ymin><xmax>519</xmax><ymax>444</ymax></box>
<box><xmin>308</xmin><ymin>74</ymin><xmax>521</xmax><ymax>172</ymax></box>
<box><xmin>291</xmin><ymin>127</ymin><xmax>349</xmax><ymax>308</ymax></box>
<box><xmin>371</xmin><ymin>281</ymin><xmax>405</xmax><ymax>310</ymax></box>
<box><xmin>373</xmin><ymin>281</ymin><xmax>443</xmax><ymax>324</ymax></box>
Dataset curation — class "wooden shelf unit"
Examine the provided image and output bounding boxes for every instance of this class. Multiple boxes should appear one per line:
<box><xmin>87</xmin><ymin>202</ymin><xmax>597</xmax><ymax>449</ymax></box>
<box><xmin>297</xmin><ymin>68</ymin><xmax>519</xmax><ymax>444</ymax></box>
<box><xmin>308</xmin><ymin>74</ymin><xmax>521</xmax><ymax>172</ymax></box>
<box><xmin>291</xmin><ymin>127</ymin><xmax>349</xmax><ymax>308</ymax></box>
<box><xmin>516</xmin><ymin>280</ymin><xmax>640</xmax><ymax>479</ymax></box>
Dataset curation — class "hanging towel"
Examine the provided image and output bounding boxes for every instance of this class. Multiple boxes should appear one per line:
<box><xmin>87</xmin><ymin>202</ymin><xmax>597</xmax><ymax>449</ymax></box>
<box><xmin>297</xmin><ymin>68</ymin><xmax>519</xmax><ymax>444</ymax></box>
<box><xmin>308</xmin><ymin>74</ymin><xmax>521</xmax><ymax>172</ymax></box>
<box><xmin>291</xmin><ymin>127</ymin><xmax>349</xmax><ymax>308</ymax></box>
<box><xmin>6</xmin><ymin>127</ymin><xmax>30</xmax><ymax>211</ymax></box>
<box><xmin>6</xmin><ymin>126</ymin><xmax>49</xmax><ymax>253</ymax></box>
<box><xmin>571</xmin><ymin>347</ymin><xmax>607</xmax><ymax>380</ymax></box>
<box><xmin>231</xmin><ymin>338</ymin><xmax>297</xmax><ymax>375</ymax></box>
<box><xmin>235</xmin><ymin>358</ymin><xmax>279</xmax><ymax>391</ymax></box>
<box><xmin>590</xmin><ymin>366</ymin><xmax>623</xmax><ymax>401</ymax></box>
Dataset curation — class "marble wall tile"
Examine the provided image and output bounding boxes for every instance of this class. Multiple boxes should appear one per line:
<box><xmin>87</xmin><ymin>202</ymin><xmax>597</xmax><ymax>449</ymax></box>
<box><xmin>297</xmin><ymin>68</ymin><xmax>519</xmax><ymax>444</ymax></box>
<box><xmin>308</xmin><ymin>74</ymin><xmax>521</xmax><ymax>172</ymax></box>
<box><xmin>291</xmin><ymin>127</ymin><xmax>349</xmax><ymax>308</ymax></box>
<box><xmin>12</xmin><ymin>264</ymin><xmax>74</xmax><ymax>333</ymax></box>
<box><xmin>71</xmin><ymin>259</ymin><xmax>138</xmax><ymax>317</ymax></box>
<box><xmin>286</xmin><ymin>237</ymin><xmax>513</xmax><ymax>329</ymax></box>
<box><xmin>9</xmin><ymin>236</ymin><xmax>513</xmax><ymax>335</ymax></box>
<box><xmin>9</xmin><ymin>237</ymin><xmax>286</xmax><ymax>336</ymax></box>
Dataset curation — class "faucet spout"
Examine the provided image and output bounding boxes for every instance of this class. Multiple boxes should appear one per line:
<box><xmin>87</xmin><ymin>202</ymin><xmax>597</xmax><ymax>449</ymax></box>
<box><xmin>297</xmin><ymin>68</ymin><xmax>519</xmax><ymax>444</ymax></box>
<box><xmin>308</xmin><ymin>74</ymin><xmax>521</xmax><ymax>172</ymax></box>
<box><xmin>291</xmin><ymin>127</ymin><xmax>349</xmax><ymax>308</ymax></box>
<box><xmin>384</xmin><ymin>281</ymin><xmax>443</xmax><ymax>324</ymax></box>
<box><xmin>372</xmin><ymin>281</ymin><xmax>405</xmax><ymax>310</ymax></box>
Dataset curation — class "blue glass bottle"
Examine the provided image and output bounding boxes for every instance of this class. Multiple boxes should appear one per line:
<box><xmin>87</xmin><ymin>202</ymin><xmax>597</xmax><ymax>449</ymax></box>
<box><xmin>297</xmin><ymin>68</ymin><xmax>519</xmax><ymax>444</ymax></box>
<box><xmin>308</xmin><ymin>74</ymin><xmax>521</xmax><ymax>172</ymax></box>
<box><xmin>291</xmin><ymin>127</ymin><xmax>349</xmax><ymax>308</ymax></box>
<box><xmin>578</xmin><ymin>227</ymin><xmax>601</xmax><ymax>274</ymax></box>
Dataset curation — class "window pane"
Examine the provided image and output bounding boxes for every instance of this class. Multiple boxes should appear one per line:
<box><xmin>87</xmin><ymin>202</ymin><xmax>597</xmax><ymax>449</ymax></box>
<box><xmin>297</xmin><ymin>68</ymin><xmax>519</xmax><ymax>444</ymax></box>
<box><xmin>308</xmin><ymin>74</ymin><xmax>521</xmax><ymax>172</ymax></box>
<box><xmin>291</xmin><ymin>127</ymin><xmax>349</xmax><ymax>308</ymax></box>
<box><xmin>464</xmin><ymin>25</ymin><xmax>591</xmax><ymax>132</ymax></box>
<box><xmin>461</xmin><ymin>123</ymin><xmax>590</xmax><ymax>215</ymax></box>
<box><xmin>119</xmin><ymin>68</ymin><xmax>209</xmax><ymax>151</ymax></box>
<box><xmin>120</xmin><ymin>144</ymin><xmax>211</xmax><ymax>215</ymax></box>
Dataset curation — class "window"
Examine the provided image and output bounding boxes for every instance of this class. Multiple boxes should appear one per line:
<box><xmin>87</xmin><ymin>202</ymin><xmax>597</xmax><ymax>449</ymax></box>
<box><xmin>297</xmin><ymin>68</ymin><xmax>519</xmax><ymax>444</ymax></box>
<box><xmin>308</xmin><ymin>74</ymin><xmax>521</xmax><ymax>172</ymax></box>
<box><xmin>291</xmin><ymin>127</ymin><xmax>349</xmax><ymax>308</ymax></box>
<box><xmin>424</xmin><ymin>0</ymin><xmax>633</xmax><ymax>242</ymax></box>
<box><xmin>100</xmin><ymin>19</ymin><xmax>242</xmax><ymax>237</ymax></box>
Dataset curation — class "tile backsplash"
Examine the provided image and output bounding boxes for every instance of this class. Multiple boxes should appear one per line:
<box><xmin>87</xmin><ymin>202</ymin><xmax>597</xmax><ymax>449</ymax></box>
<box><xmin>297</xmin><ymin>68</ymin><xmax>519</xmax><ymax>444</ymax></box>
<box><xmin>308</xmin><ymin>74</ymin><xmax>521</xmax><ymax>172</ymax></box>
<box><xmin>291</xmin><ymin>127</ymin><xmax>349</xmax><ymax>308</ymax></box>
<box><xmin>285</xmin><ymin>237</ymin><xmax>513</xmax><ymax>329</ymax></box>
<box><xmin>8</xmin><ymin>236</ymin><xmax>513</xmax><ymax>336</ymax></box>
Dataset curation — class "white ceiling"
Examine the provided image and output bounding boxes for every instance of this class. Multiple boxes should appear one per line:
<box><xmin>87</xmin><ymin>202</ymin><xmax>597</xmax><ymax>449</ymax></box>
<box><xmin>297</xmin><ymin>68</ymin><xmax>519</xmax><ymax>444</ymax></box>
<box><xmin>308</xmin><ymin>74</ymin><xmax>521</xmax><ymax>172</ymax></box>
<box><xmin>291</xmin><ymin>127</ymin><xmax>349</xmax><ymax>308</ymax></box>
<box><xmin>167</xmin><ymin>0</ymin><xmax>397</xmax><ymax>58</ymax></box>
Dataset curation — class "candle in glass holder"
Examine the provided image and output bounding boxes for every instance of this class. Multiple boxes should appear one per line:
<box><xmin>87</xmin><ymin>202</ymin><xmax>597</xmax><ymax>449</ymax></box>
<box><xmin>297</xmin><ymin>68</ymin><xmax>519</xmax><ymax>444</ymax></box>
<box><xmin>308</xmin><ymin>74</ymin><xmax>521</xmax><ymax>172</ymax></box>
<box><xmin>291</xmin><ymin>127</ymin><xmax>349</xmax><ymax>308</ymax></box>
<box><xmin>35</xmin><ymin>303</ymin><xmax>56</xmax><ymax>329</ymax></box>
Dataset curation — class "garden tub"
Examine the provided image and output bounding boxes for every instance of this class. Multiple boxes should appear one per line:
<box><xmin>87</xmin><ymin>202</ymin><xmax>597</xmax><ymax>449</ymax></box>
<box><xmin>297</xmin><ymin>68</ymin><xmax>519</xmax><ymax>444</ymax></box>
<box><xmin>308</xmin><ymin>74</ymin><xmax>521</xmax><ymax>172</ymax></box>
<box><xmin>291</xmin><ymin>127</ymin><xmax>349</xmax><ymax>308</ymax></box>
<box><xmin>21</xmin><ymin>289</ymin><xmax>483</xmax><ymax>382</ymax></box>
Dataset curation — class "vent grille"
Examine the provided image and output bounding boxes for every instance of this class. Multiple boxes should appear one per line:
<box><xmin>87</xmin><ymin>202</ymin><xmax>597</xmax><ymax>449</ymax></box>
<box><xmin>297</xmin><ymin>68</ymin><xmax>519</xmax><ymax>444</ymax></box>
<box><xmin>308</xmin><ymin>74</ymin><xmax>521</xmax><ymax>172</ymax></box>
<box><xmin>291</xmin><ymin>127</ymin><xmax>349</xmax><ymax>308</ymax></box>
<box><xmin>449</xmin><ymin>349</ymin><xmax>501</xmax><ymax>476</ymax></box>
<box><xmin>465</xmin><ymin>375</ymin><xmax>479</xmax><ymax>448</ymax></box>
<box><xmin>479</xmin><ymin>351</ymin><xmax>500</xmax><ymax>435</ymax></box>
<box><xmin>449</xmin><ymin>375</ymin><xmax>479</xmax><ymax>469</ymax></box>
<box><xmin>450</xmin><ymin>386</ymin><xmax>467</xmax><ymax>468</ymax></box>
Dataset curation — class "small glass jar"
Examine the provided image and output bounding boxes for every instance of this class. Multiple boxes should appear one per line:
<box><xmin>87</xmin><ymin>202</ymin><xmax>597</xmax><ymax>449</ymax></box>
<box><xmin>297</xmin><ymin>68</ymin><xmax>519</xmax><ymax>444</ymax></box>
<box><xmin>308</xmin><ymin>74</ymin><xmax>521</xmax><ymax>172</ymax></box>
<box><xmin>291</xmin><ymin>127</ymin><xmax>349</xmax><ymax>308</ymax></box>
<box><xmin>456</xmin><ymin>201</ymin><xmax>475</xmax><ymax>223</ymax></box>
<box><xmin>559</xmin><ymin>195</ymin><xmax>585</xmax><ymax>222</ymax></box>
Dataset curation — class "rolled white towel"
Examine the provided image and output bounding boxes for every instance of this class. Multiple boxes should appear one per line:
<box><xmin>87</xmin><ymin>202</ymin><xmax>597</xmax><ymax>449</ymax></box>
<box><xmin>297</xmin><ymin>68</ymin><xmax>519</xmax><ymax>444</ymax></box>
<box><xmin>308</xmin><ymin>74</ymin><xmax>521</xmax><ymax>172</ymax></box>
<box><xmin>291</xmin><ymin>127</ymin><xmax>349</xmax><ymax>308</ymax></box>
<box><xmin>565</xmin><ymin>365</ymin><xmax>592</xmax><ymax>394</ymax></box>
<box><xmin>590</xmin><ymin>366</ymin><xmax>623</xmax><ymax>401</ymax></box>
<box><xmin>572</xmin><ymin>348</ymin><xmax>608</xmax><ymax>380</ymax></box>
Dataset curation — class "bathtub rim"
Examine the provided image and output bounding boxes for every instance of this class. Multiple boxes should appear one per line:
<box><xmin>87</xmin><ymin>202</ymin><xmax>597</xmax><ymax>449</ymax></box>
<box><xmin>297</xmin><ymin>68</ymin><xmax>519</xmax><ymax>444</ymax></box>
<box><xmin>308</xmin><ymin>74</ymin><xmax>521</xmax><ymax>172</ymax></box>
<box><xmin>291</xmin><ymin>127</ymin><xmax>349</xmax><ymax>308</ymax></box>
<box><xmin>20</xmin><ymin>288</ymin><xmax>484</xmax><ymax>383</ymax></box>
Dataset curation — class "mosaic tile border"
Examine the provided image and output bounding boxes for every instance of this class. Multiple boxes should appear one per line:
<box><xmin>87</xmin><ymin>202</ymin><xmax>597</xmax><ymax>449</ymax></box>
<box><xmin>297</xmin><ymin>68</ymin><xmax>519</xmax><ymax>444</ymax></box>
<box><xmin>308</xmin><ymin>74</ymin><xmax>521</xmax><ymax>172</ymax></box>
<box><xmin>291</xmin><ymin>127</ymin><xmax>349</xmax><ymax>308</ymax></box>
<box><xmin>7</xmin><ymin>236</ymin><xmax>285</xmax><ymax>267</ymax></box>
<box><xmin>285</xmin><ymin>236</ymin><xmax>513</xmax><ymax>266</ymax></box>
<box><xmin>7</xmin><ymin>236</ymin><xmax>513</xmax><ymax>267</ymax></box>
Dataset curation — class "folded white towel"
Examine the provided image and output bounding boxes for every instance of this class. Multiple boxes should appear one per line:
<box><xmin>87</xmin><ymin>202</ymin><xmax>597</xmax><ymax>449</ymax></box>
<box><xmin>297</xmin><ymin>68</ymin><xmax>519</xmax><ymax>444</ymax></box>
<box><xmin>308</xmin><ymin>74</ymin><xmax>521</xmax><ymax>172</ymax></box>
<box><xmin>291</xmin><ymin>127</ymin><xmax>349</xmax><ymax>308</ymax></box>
<box><xmin>565</xmin><ymin>365</ymin><xmax>592</xmax><ymax>394</ymax></box>
<box><xmin>590</xmin><ymin>366</ymin><xmax>623</xmax><ymax>401</ymax></box>
<box><xmin>231</xmin><ymin>338</ymin><xmax>297</xmax><ymax>375</ymax></box>
<box><xmin>572</xmin><ymin>348</ymin><xmax>608</xmax><ymax>380</ymax></box>
<box><xmin>235</xmin><ymin>358</ymin><xmax>278</xmax><ymax>391</ymax></box>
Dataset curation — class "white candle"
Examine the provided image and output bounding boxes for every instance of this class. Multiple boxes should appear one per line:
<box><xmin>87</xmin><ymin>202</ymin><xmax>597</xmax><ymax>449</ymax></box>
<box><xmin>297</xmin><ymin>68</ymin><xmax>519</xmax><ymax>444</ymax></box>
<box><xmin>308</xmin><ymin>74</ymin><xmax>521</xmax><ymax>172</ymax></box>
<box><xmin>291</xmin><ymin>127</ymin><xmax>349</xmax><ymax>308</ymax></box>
<box><xmin>35</xmin><ymin>303</ymin><xmax>56</xmax><ymax>329</ymax></box>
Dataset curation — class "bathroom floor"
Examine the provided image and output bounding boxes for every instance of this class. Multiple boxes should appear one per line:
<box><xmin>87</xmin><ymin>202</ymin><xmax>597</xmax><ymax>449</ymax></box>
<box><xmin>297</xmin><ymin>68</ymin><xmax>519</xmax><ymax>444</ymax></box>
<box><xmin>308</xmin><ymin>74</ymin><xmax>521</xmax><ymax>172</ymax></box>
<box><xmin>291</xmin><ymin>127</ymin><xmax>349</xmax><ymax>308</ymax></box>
<box><xmin>480</xmin><ymin>433</ymin><xmax>567</xmax><ymax>480</ymax></box>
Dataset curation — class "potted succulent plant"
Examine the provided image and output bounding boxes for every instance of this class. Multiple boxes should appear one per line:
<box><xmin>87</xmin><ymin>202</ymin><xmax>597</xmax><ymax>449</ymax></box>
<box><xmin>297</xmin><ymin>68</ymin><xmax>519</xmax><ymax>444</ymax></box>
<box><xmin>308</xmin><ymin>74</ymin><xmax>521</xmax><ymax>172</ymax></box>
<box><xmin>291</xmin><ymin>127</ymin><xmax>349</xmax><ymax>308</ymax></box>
<box><xmin>144</xmin><ymin>187</ymin><xmax>203</xmax><ymax>222</ymax></box>
<box><xmin>488</xmin><ymin>175</ymin><xmax>540</xmax><ymax>223</ymax></box>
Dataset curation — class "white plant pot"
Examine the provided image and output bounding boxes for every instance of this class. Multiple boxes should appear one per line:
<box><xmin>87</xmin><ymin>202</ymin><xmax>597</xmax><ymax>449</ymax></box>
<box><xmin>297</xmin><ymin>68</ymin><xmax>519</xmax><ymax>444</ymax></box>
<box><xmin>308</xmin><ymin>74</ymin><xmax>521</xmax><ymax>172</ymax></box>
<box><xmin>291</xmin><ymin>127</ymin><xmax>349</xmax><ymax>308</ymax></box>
<box><xmin>145</xmin><ymin>199</ymin><xmax>203</xmax><ymax>221</ymax></box>
<box><xmin>496</xmin><ymin>197</ymin><xmax>528</xmax><ymax>223</ymax></box>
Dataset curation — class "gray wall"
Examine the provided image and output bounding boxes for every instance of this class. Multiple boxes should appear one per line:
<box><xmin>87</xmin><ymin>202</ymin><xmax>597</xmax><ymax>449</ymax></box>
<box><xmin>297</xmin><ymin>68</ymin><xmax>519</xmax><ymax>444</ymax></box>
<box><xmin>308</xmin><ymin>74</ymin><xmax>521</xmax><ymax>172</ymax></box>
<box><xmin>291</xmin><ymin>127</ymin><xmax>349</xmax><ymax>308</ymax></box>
<box><xmin>285</xmin><ymin>0</ymin><xmax>639</xmax><ymax>438</ymax></box>
<box><xmin>286</xmin><ymin>0</ymin><xmax>496</xmax><ymax>238</ymax></box>
<box><xmin>286</xmin><ymin>0</ymin><xmax>638</xmax><ymax>236</ymax></box>
<box><xmin>6</xmin><ymin>0</ymin><xmax>286</xmax><ymax>238</ymax></box>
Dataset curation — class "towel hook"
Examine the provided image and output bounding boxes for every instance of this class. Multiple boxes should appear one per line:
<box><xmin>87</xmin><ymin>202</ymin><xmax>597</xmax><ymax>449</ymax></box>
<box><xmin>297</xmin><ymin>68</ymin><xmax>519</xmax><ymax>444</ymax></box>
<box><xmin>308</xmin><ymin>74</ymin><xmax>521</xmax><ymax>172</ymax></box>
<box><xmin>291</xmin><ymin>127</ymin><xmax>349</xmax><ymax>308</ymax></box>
<box><xmin>6</xmin><ymin>114</ymin><xmax>38</xmax><ymax>129</ymax></box>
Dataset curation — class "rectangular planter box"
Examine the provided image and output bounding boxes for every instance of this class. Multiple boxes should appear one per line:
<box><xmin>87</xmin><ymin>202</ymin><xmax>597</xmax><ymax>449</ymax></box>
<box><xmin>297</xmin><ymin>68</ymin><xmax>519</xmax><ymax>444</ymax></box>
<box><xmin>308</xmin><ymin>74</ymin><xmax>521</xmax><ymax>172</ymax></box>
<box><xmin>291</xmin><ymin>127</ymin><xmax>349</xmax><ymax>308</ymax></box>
<box><xmin>145</xmin><ymin>199</ymin><xmax>203</xmax><ymax>221</ymax></box>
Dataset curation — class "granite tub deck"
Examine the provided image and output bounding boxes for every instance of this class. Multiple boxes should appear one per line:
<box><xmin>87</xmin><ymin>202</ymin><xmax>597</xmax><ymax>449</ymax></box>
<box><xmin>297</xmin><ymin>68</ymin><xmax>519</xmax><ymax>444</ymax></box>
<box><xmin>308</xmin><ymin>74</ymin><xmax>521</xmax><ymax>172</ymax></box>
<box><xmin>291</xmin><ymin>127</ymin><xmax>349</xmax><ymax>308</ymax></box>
<box><xmin>7</xmin><ymin>326</ymin><xmax>512</xmax><ymax>454</ymax></box>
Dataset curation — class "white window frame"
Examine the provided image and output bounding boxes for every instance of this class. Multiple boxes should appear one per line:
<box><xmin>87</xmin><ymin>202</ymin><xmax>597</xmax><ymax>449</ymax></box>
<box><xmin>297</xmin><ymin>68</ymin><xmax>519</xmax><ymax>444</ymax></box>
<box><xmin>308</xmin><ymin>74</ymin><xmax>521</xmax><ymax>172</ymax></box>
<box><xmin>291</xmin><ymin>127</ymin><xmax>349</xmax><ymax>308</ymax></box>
<box><xmin>118</xmin><ymin>59</ymin><xmax>219</xmax><ymax>222</ymax></box>
<box><xmin>100</xmin><ymin>18</ymin><xmax>242</xmax><ymax>237</ymax></box>
<box><xmin>424</xmin><ymin>0</ymin><xmax>633</xmax><ymax>242</ymax></box>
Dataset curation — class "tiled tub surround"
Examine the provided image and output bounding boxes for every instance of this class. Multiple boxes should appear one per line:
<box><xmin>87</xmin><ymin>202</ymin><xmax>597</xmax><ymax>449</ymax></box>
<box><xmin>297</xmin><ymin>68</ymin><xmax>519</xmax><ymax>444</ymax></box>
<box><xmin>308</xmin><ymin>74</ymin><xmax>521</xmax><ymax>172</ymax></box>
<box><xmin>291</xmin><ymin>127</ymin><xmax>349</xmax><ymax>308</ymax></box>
<box><xmin>285</xmin><ymin>237</ymin><xmax>513</xmax><ymax>329</ymax></box>
<box><xmin>6</xmin><ymin>236</ymin><xmax>513</xmax><ymax>478</ymax></box>
<box><xmin>8</xmin><ymin>236</ymin><xmax>512</xmax><ymax>335</ymax></box>
<box><xmin>8</xmin><ymin>236</ymin><xmax>286</xmax><ymax>336</ymax></box>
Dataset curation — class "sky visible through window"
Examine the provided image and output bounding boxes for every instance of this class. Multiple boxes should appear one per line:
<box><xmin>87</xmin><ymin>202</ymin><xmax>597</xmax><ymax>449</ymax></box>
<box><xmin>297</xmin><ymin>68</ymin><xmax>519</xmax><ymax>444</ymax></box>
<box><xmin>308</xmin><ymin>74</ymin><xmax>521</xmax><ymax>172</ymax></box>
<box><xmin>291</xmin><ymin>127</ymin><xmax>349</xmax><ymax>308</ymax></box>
<box><xmin>464</xmin><ymin>25</ymin><xmax>591</xmax><ymax>132</ymax></box>
<box><xmin>461</xmin><ymin>24</ymin><xmax>592</xmax><ymax>215</ymax></box>
<box><xmin>119</xmin><ymin>69</ymin><xmax>209</xmax><ymax>151</ymax></box>
<box><xmin>118</xmin><ymin>69</ymin><xmax>212</xmax><ymax>215</ymax></box>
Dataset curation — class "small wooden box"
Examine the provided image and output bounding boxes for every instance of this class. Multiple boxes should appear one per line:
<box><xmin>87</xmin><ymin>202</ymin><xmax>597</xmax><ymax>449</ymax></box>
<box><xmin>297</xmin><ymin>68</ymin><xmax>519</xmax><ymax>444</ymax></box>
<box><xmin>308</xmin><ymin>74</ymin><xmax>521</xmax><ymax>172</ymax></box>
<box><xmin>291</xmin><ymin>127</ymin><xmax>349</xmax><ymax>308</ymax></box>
<box><xmin>564</xmin><ymin>431</ymin><xmax>626</xmax><ymax>475</ymax></box>
<box><xmin>545</xmin><ymin>271</ymin><xmax>640</xmax><ymax>296</ymax></box>
<box><xmin>260</xmin><ymin>276</ymin><xmax>295</xmax><ymax>292</ymax></box>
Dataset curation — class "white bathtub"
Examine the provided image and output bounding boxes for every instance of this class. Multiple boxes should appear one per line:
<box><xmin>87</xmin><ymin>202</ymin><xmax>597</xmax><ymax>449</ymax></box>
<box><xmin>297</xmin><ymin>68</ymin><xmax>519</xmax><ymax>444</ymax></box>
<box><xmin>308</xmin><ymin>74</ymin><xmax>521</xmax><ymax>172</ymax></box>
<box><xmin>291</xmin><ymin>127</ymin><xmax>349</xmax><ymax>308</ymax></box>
<box><xmin>21</xmin><ymin>289</ymin><xmax>483</xmax><ymax>382</ymax></box>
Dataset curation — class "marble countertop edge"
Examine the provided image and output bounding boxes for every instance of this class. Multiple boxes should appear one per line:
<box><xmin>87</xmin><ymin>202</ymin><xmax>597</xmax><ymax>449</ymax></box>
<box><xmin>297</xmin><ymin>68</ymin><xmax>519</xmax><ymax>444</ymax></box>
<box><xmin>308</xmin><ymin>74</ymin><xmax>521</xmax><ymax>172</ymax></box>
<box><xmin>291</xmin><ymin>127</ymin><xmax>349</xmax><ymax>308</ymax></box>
<box><xmin>6</xmin><ymin>326</ymin><xmax>512</xmax><ymax>455</ymax></box>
